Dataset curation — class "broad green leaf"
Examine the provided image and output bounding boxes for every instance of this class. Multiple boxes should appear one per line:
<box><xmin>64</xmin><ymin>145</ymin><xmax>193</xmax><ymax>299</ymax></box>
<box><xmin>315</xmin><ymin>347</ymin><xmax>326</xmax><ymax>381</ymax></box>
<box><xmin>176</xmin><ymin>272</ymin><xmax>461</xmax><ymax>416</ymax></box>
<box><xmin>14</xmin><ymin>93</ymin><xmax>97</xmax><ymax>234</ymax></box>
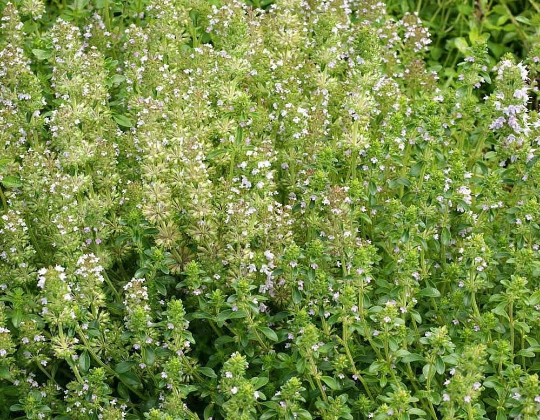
<box><xmin>32</xmin><ymin>49</ymin><xmax>51</xmax><ymax>60</ymax></box>
<box><xmin>515</xmin><ymin>16</ymin><xmax>531</xmax><ymax>25</ymax></box>
<box><xmin>496</xmin><ymin>411</ymin><xmax>507</xmax><ymax>420</ymax></box>
<box><xmin>395</xmin><ymin>177</ymin><xmax>411</xmax><ymax>187</ymax></box>
<box><xmin>206</xmin><ymin>148</ymin><xmax>229</xmax><ymax>160</ymax></box>
<box><xmin>296</xmin><ymin>358</ymin><xmax>305</xmax><ymax>374</ymax></box>
<box><xmin>435</xmin><ymin>355</ymin><xmax>445</xmax><ymax>374</ymax></box>
<box><xmin>260</xmin><ymin>411</ymin><xmax>277</xmax><ymax>420</ymax></box>
<box><xmin>454</xmin><ymin>37</ymin><xmax>469</xmax><ymax>54</ymax></box>
<box><xmin>368</xmin><ymin>180</ymin><xmax>377</xmax><ymax>195</ymax></box>
<box><xmin>258</xmin><ymin>326</ymin><xmax>278</xmax><ymax>342</ymax></box>
<box><xmin>118</xmin><ymin>371</ymin><xmax>141</xmax><ymax>387</ymax></box>
<box><xmin>516</xmin><ymin>348</ymin><xmax>535</xmax><ymax>358</ymax></box>
<box><xmin>441</xmin><ymin>227</ymin><xmax>451</xmax><ymax>246</ymax></box>
<box><xmin>410</xmin><ymin>310</ymin><xmax>422</xmax><ymax>323</ymax></box>
<box><xmin>79</xmin><ymin>350</ymin><xmax>90</xmax><ymax>373</ymax></box>
<box><xmin>401</xmin><ymin>353</ymin><xmax>424</xmax><ymax>363</ymax></box>
<box><xmin>320</xmin><ymin>376</ymin><xmax>340</xmax><ymax>390</ymax></box>
<box><xmin>0</xmin><ymin>365</ymin><xmax>10</xmax><ymax>379</ymax></box>
<box><xmin>529</xmin><ymin>290</ymin><xmax>540</xmax><ymax>306</ymax></box>
<box><xmin>296</xmin><ymin>409</ymin><xmax>312</xmax><ymax>420</ymax></box>
<box><xmin>419</xmin><ymin>287</ymin><xmax>441</xmax><ymax>298</ymax></box>
<box><xmin>110</xmin><ymin>74</ymin><xmax>125</xmax><ymax>85</ymax></box>
<box><xmin>1</xmin><ymin>176</ymin><xmax>22</xmax><ymax>188</ymax></box>
<box><xmin>11</xmin><ymin>308</ymin><xmax>22</xmax><ymax>328</ymax></box>
<box><xmin>143</xmin><ymin>347</ymin><xmax>155</xmax><ymax>366</ymax></box>
<box><xmin>251</xmin><ymin>376</ymin><xmax>269</xmax><ymax>389</ymax></box>
<box><xmin>217</xmin><ymin>309</ymin><xmax>247</xmax><ymax>323</ymax></box>
<box><xmin>409</xmin><ymin>408</ymin><xmax>427</xmax><ymax>416</ymax></box>
<box><xmin>133</xmin><ymin>267</ymin><xmax>149</xmax><ymax>278</ymax></box>
<box><xmin>358</xmin><ymin>212</ymin><xmax>372</xmax><ymax>225</ymax></box>
<box><xmin>115</xmin><ymin>361</ymin><xmax>136</xmax><ymax>374</ymax></box>
<box><xmin>204</xmin><ymin>404</ymin><xmax>215</xmax><ymax>420</ymax></box>
<box><xmin>187</xmin><ymin>311</ymin><xmax>212</xmax><ymax>320</ymax></box>
<box><xmin>198</xmin><ymin>367</ymin><xmax>217</xmax><ymax>378</ymax></box>
<box><xmin>410</xmin><ymin>161</ymin><xmax>424</xmax><ymax>177</ymax></box>
<box><xmin>292</xmin><ymin>288</ymin><xmax>302</xmax><ymax>304</ymax></box>
<box><xmin>422</xmin><ymin>364</ymin><xmax>435</xmax><ymax>381</ymax></box>
<box><xmin>112</xmin><ymin>114</ymin><xmax>133</xmax><ymax>128</ymax></box>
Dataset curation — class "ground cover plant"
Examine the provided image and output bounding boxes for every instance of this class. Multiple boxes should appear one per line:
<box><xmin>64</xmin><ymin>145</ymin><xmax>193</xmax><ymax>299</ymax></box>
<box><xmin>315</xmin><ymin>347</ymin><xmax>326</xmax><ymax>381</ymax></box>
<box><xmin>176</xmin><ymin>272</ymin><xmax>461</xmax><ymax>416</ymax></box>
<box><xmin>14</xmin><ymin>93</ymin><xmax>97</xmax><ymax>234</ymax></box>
<box><xmin>1</xmin><ymin>0</ymin><xmax>540</xmax><ymax>419</ymax></box>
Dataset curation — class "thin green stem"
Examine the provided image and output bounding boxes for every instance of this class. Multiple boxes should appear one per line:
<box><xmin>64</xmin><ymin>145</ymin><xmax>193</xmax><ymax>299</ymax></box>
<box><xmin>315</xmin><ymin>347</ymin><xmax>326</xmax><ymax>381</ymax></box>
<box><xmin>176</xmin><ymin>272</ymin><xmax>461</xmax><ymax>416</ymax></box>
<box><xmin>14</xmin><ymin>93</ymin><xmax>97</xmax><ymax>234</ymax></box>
<box><xmin>72</xmin><ymin>365</ymin><xmax>85</xmax><ymax>384</ymax></box>
<box><xmin>509</xmin><ymin>301</ymin><xmax>514</xmax><ymax>360</ymax></box>
<box><xmin>309</xmin><ymin>357</ymin><xmax>328</xmax><ymax>403</ymax></box>
<box><xmin>0</xmin><ymin>187</ymin><xmax>7</xmax><ymax>213</ymax></box>
<box><xmin>521</xmin><ymin>334</ymin><xmax>526</xmax><ymax>369</ymax></box>
<box><xmin>26</xmin><ymin>218</ymin><xmax>47</xmax><ymax>262</ymax></box>
<box><xmin>425</xmin><ymin>357</ymin><xmax>439</xmax><ymax>420</ymax></box>
<box><xmin>76</xmin><ymin>326</ymin><xmax>144</xmax><ymax>399</ymax></box>
<box><xmin>501</xmin><ymin>1</ymin><xmax>528</xmax><ymax>41</ymax></box>
<box><xmin>342</xmin><ymin>322</ymin><xmax>373</xmax><ymax>399</ymax></box>
<box><xmin>102</xmin><ymin>270</ymin><xmax>122</xmax><ymax>302</ymax></box>
<box><xmin>37</xmin><ymin>363</ymin><xmax>56</xmax><ymax>384</ymax></box>
<box><xmin>471</xmin><ymin>292</ymin><xmax>481</xmax><ymax>319</ymax></box>
<box><xmin>103</xmin><ymin>0</ymin><xmax>112</xmax><ymax>32</ymax></box>
<box><xmin>209</xmin><ymin>320</ymin><xmax>223</xmax><ymax>337</ymax></box>
<box><xmin>529</xmin><ymin>0</ymin><xmax>540</xmax><ymax>13</ymax></box>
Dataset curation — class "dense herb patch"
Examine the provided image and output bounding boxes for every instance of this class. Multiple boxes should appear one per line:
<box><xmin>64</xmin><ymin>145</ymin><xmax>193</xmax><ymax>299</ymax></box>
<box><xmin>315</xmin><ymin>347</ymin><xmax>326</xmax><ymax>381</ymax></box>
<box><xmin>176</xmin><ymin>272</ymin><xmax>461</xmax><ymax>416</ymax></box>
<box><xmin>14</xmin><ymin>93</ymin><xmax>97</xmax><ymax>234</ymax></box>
<box><xmin>0</xmin><ymin>0</ymin><xmax>540</xmax><ymax>419</ymax></box>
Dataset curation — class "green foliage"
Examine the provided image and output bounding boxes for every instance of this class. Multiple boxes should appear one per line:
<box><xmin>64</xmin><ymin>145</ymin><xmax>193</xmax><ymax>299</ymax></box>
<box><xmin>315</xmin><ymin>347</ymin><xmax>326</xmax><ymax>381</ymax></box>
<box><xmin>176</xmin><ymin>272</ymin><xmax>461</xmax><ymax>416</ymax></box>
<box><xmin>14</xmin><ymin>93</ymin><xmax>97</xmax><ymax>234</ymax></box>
<box><xmin>0</xmin><ymin>0</ymin><xmax>540</xmax><ymax>419</ymax></box>
<box><xmin>385</xmin><ymin>0</ymin><xmax>540</xmax><ymax>81</ymax></box>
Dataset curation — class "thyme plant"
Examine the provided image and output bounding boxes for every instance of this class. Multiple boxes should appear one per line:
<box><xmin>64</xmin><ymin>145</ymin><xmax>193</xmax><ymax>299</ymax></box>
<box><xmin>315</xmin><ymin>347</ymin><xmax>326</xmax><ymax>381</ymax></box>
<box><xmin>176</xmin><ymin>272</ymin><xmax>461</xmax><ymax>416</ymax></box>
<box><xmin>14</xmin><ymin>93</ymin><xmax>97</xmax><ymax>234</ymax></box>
<box><xmin>0</xmin><ymin>0</ymin><xmax>539</xmax><ymax>419</ymax></box>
